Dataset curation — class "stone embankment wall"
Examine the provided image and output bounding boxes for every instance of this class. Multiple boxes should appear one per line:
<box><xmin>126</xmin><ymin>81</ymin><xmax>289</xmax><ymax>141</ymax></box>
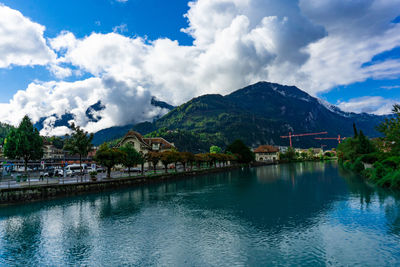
<box><xmin>0</xmin><ymin>163</ymin><xmax>274</xmax><ymax>204</ymax></box>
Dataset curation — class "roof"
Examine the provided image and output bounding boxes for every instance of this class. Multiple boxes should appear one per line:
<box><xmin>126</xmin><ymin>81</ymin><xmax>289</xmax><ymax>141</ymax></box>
<box><xmin>118</xmin><ymin>130</ymin><xmax>174</xmax><ymax>149</ymax></box>
<box><xmin>143</xmin><ymin>137</ymin><xmax>174</xmax><ymax>149</ymax></box>
<box><xmin>254</xmin><ymin>145</ymin><xmax>279</xmax><ymax>153</ymax></box>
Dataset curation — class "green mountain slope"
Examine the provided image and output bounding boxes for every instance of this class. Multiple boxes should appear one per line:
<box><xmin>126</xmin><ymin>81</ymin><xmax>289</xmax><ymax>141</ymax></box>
<box><xmin>94</xmin><ymin>81</ymin><xmax>389</xmax><ymax>152</ymax></box>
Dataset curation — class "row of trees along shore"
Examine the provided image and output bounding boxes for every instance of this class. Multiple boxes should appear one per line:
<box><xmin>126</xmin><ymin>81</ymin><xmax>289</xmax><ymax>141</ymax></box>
<box><xmin>2</xmin><ymin>115</ymin><xmax>256</xmax><ymax>180</ymax></box>
<box><xmin>94</xmin><ymin>139</ymin><xmax>255</xmax><ymax>179</ymax></box>
<box><xmin>337</xmin><ymin>104</ymin><xmax>400</xmax><ymax>189</ymax></box>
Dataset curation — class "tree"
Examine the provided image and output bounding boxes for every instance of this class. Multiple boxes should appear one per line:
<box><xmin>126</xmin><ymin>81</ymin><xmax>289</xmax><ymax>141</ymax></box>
<box><xmin>279</xmin><ymin>147</ymin><xmax>296</xmax><ymax>162</ymax></box>
<box><xmin>225</xmin><ymin>139</ymin><xmax>254</xmax><ymax>164</ymax></box>
<box><xmin>147</xmin><ymin>151</ymin><xmax>161</xmax><ymax>174</ymax></box>
<box><xmin>210</xmin><ymin>145</ymin><xmax>222</xmax><ymax>154</ymax></box>
<box><xmin>377</xmin><ymin>104</ymin><xmax>400</xmax><ymax>154</ymax></box>
<box><xmin>64</xmin><ymin>123</ymin><xmax>94</xmax><ymax>181</ymax></box>
<box><xmin>353</xmin><ymin>123</ymin><xmax>358</xmax><ymax>138</ymax></box>
<box><xmin>160</xmin><ymin>151</ymin><xmax>176</xmax><ymax>173</ymax></box>
<box><xmin>180</xmin><ymin>152</ymin><xmax>195</xmax><ymax>171</ymax></box>
<box><xmin>4</xmin><ymin>115</ymin><xmax>43</xmax><ymax>180</ymax></box>
<box><xmin>138</xmin><ymin>152</ymin><xmax>146</xmax><ymax>175</ymax></box>
<box><xmin>94</xmin><ymin>144</ymin><xmax>126</xmax><ymax>178</ymax></box>
<box><xmin>120</xmin><ymin>143</ymin><xmax>141</xmax><ymax>177</ymax></box>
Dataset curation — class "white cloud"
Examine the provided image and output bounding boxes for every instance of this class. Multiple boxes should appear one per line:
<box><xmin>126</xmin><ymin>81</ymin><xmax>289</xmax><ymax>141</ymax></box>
<box><xmin>0</xmin><ymin>77</ymin><xmax>168</xmax><ymax>136</ymax></box>
<box><xmin>296</xmin><ymin>0</ymin><xmax>400</xmax><ymax>94</ymax></box>
<box><xmin>381</xmin><ymin>85</ymin><xmax>400</xmax><ymax>90</ymax></box>
<box><xmin>1</xmin><ymin>0</ymin><xmax>400</xmax><ymax>134</ymax></box>
<box><xmin>113</xmin><ymin>23</ymin><xmax>128</xmax><ymax>33</ymax></box>
<box><xmin>337</xmin><ymin>96</ymin><xmax>398</xmax><ymax>115</ymax></box>
<box><xmin>0</xmin><ymin>4</ymin><xmax>55</xmax><ymax>68</ymax></box>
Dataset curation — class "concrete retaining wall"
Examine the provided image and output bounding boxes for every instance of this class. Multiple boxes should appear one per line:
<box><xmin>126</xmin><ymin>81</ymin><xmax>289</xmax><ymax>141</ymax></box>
<box><xmin>0</xmin><ymin>163</ymin><xmax>273</xmax><ymax>205</ymax></box>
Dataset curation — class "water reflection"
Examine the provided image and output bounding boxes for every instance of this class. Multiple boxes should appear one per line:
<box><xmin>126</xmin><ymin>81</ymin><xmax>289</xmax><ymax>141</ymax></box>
<box><xmin>0</xmin><ymin>163</ymin><xmax>399</xmax><ymax>266</ymax></box>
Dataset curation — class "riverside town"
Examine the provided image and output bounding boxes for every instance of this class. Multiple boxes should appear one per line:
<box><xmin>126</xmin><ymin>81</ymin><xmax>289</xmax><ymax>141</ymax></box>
<box><xmin>0</xmin><ymin>1</ymin><xmax>400</xmax><ymax>266</ymax></box>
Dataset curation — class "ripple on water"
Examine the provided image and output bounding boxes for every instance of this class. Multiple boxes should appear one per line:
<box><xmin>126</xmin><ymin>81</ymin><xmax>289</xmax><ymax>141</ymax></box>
<box><xmin>0</xmin><ymin>163</ymin><xmax>400</xmax><ymax>266</ymax></box>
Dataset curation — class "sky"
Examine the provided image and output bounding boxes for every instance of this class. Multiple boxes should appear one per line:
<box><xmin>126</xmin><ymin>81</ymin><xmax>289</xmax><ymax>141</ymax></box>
<box><xmin>0</xmin><ymin>0</ymin><xmax>399</xmax><ymax>135</ymax></box>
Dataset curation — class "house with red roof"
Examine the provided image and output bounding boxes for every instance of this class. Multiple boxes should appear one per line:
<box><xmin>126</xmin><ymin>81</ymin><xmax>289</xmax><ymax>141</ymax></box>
<box><xmin>253</xmin><ymin>145</ymin><xmax>279</xmax><ymax>162</ymax></box>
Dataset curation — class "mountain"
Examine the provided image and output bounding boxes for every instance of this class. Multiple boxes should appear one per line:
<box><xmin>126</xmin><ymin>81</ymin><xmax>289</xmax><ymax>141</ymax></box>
<box><xmin>93</xmin><ymin>81</ymin><xmax>389</xmax><ymax>151</ymax></box>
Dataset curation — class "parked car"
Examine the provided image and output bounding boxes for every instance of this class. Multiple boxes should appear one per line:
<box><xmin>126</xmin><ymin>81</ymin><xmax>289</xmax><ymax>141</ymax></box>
<box><xmin>16</xmin><ymin>166</ymin><xmax>33</xmax><ymax>172</ymax></box>
<box><xmin>123</xmin><ymin>167</ymin><xmax>141</xmax><ymax>173</ymax></box>
<box><xmin>96</xmin><ymin>166</ymin><xmax>106</xmax><ymax>173</ymax></box>
<box><xmin>65</xmin><ymin>164</ymin><xmax>87</xmax><ymax>176</ymax></box>
<box><xmin>40</xmin><ymin>167</ymin><xmax>63</xmax><ymax>178</ymax></box>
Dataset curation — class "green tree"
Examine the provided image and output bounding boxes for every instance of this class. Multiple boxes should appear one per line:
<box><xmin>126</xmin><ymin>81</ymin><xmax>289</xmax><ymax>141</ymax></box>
<box><xmin>225</xmin><ymin>139</ymin><xmax>254</xmax><ymax>164</ymax></box>
<box><xmin>210</xmin><ymin>145</ymin><xmax>222</xmax><ymax>154</ymax></box>
<box><xmin>353</xmin><ymin>123</ymin><xmax>358</xmax><ymax>138</ymax></box>
<box><xmin>377</xmin><ymin>104</ymin><xmax>400</xmax><ymax>154</ymax></box>
<box><xmin>120</xmin><ymin>143</ymin><xmax>141</xmax><ymax>177</ymax></box>
<box><xmin>4</xmin><ymin>115</ymin><xmax>43</xmax><ymax>179</ymax></box>
<box><xmin>63</xmin><ymin>123</ymin><xmax>94</xmax><ymax>181</ymax></box>
<box><xmin>279</xmin><ymin>147</ymin><xmax>296</xmax><ymax>162</ymax></box>
<box><xmin>94</xmin><ymin>144</ymin><xmax>126</xmax><ymax>178</ymax></box>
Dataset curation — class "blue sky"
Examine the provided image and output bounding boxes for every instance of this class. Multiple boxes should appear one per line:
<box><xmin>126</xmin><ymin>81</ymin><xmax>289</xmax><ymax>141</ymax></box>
<box><xmin>0</xmin><ymin>0</ymin><xmax>399</xmax><ymax>134</ymax></box>
<box><xmin>0</xmin><ymin>0</ymin><xmax>192</xmax><ymax>102</ymax></box>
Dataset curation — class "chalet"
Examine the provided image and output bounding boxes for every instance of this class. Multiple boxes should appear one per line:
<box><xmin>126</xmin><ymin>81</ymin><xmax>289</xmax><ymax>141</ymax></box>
<box><xmin>117</xmin><ymin>130</ymin><xmax>175</xmax><ymax>154</ymax></box>
<box><xmin>116</xmin><ymin>131</ymin><xmax>175</xmax><ymax>169</ymax></box>
<box><xmin>254</xmin><ymin>145</ymin><xmax>279</xmax><ymax>162</ymax></box>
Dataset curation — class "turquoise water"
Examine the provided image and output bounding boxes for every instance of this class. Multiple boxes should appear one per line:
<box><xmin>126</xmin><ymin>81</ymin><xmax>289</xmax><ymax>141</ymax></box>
<box><xmin>0</xmin><ymin>162</ymin><xmax>399</xmax><ymax>266</ymax></box>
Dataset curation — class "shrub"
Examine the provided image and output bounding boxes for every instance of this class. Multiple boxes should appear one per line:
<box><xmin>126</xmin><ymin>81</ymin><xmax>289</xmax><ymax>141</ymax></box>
<box><xmin>351</xmin><ymin>157</ymin><xmax>365</xmax><ymax>173</ymax></box>
<box><xmin>343</xmin><ymin>160</ymin><xmax>352</xmax><ymax>170</ymax></box>
<box><xmin>376</xmin><ymin>170</ymin><xmax>400</xmax><ymax>189</ymax></box>
<box><xmin>359</xmin><ymin>153</ymin><xmax>380</xmax><ymax>164</ymax></box>
<box><xmin>381</xmin><ymin>156</ymin><xmax>400</xmax><ymax>170</ymax></box>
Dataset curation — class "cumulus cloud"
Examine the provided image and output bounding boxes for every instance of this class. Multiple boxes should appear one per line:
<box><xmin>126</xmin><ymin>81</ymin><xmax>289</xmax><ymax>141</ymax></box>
<box><xmin>0</xmin><ymin>77</ymin><xmax>168</xmax><ymax>136</ymax></box>
<box><xmin>337</xmin><ymin>96</ymin><xmax>398</xmax><ymax>115</ymax></box>
<box><xmin>0</xmin><ymin>4</ymin><xmax>55</xmax><ymax>68</ymax></box>
<box><xmin>0</xmin><ymin>0</ymin><xmax>400</xmax><ymax>135</ymax></box>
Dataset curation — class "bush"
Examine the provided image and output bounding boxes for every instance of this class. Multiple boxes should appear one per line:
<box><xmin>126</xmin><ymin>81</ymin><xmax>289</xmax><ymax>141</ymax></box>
<box><xmin>359</xmin><ymin>153</ymin><xmax>380</xmax><ymax>164</ymax></box>
<box><xmin>343</xmin><ymin>160</ymin><xmax>352</xmax><ymax>170</ymax></box>
<box><xmin>381</xmin><ymin>156</ymin><xmax>400</xmax><ymax>170</ymax></box>
<box><xmin>351</xmin><ymin>157</ymin><xmax>365</xmax><ymax>173</ymax></box>
<box><xmin>376</xmin><ymin>170</ymin><xmax>400</xmax><ymax>188</ymax></box>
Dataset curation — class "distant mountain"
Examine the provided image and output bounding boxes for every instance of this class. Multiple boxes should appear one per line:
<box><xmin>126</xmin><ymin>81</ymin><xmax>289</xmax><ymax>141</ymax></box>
<box><xmin>93</xmin><ymin>81</ymin><xmax>389</xmax><ymax>151</ymax></box>
<box><xmin>151</xmin><ymin>97</ymin><xmax>175</xmax><ymax>111</ymax></box>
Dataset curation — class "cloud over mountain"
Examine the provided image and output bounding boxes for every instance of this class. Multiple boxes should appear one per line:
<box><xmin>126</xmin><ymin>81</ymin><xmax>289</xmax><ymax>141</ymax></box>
<box><xmin>0</xmin><ymin>0</ymin><xmax>399</xmax><ymax>135</ymax></box>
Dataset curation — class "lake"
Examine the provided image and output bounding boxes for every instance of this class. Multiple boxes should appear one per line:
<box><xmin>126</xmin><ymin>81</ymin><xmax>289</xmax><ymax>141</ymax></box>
<box><xmin>0</xmin><ymin>162</ymin><xmax>399</xmax><ymax>266</ymax></box>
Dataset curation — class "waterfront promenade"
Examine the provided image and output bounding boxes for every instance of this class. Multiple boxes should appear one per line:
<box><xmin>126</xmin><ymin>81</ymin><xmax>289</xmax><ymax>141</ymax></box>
<box><xmin>0</xmin><ymin>162</ymin><xmax>273</xmax><ymax>204</ymax></box>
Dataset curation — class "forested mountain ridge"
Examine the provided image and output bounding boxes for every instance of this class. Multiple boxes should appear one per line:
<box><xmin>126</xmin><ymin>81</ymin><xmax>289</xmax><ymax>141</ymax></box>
<box><xmin>93</xmin><ymin>81</ymin><xmax>389</xmax><ymax>152</ymax></box>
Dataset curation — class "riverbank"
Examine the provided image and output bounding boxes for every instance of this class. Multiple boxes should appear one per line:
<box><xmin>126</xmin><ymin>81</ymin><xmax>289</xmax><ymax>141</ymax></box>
<box><xmin>0</xmin><ymin>162</ymin><xmax>274</xmax><ymax>205</ymax></box>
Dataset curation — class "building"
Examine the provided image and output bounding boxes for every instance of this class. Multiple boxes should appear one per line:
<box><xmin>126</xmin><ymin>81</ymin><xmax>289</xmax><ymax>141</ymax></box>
<box><xmin>43</xmin><ymin>143</ymin><xmax>64</xmax><ymax>160</ymax></box>
<box><xmin>117</xmin><ymin>131</ymin><xmax>175</xmax><ymax>154</ymax></box>
<box><xmin>116</xmin><ymin>131</ymin><xmax>175</xmax><ymax>169</ymax></box>
<box><xmin>254</xmin><ymin>145</ymin><xmax>279</xmax><ymax>162</ymax></box>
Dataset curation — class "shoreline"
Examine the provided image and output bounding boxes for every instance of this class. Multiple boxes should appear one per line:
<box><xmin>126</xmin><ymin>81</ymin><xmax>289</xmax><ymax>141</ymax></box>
<box><xmin>0</xmin><ymin>162</ymin><xmax>274</xmax><ymax>205</ymax></box>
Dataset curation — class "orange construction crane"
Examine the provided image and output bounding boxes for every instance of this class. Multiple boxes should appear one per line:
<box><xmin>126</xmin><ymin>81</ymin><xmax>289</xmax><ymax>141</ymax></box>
<box><xmin>315</xmin><ymin>134</ymin><xmax>347</xmax><ymax>144</ymax></box>
<box><xmin>280</xmin><ymin>131</ymin><xmax>328</xmax><ymax>147</ymax></box>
